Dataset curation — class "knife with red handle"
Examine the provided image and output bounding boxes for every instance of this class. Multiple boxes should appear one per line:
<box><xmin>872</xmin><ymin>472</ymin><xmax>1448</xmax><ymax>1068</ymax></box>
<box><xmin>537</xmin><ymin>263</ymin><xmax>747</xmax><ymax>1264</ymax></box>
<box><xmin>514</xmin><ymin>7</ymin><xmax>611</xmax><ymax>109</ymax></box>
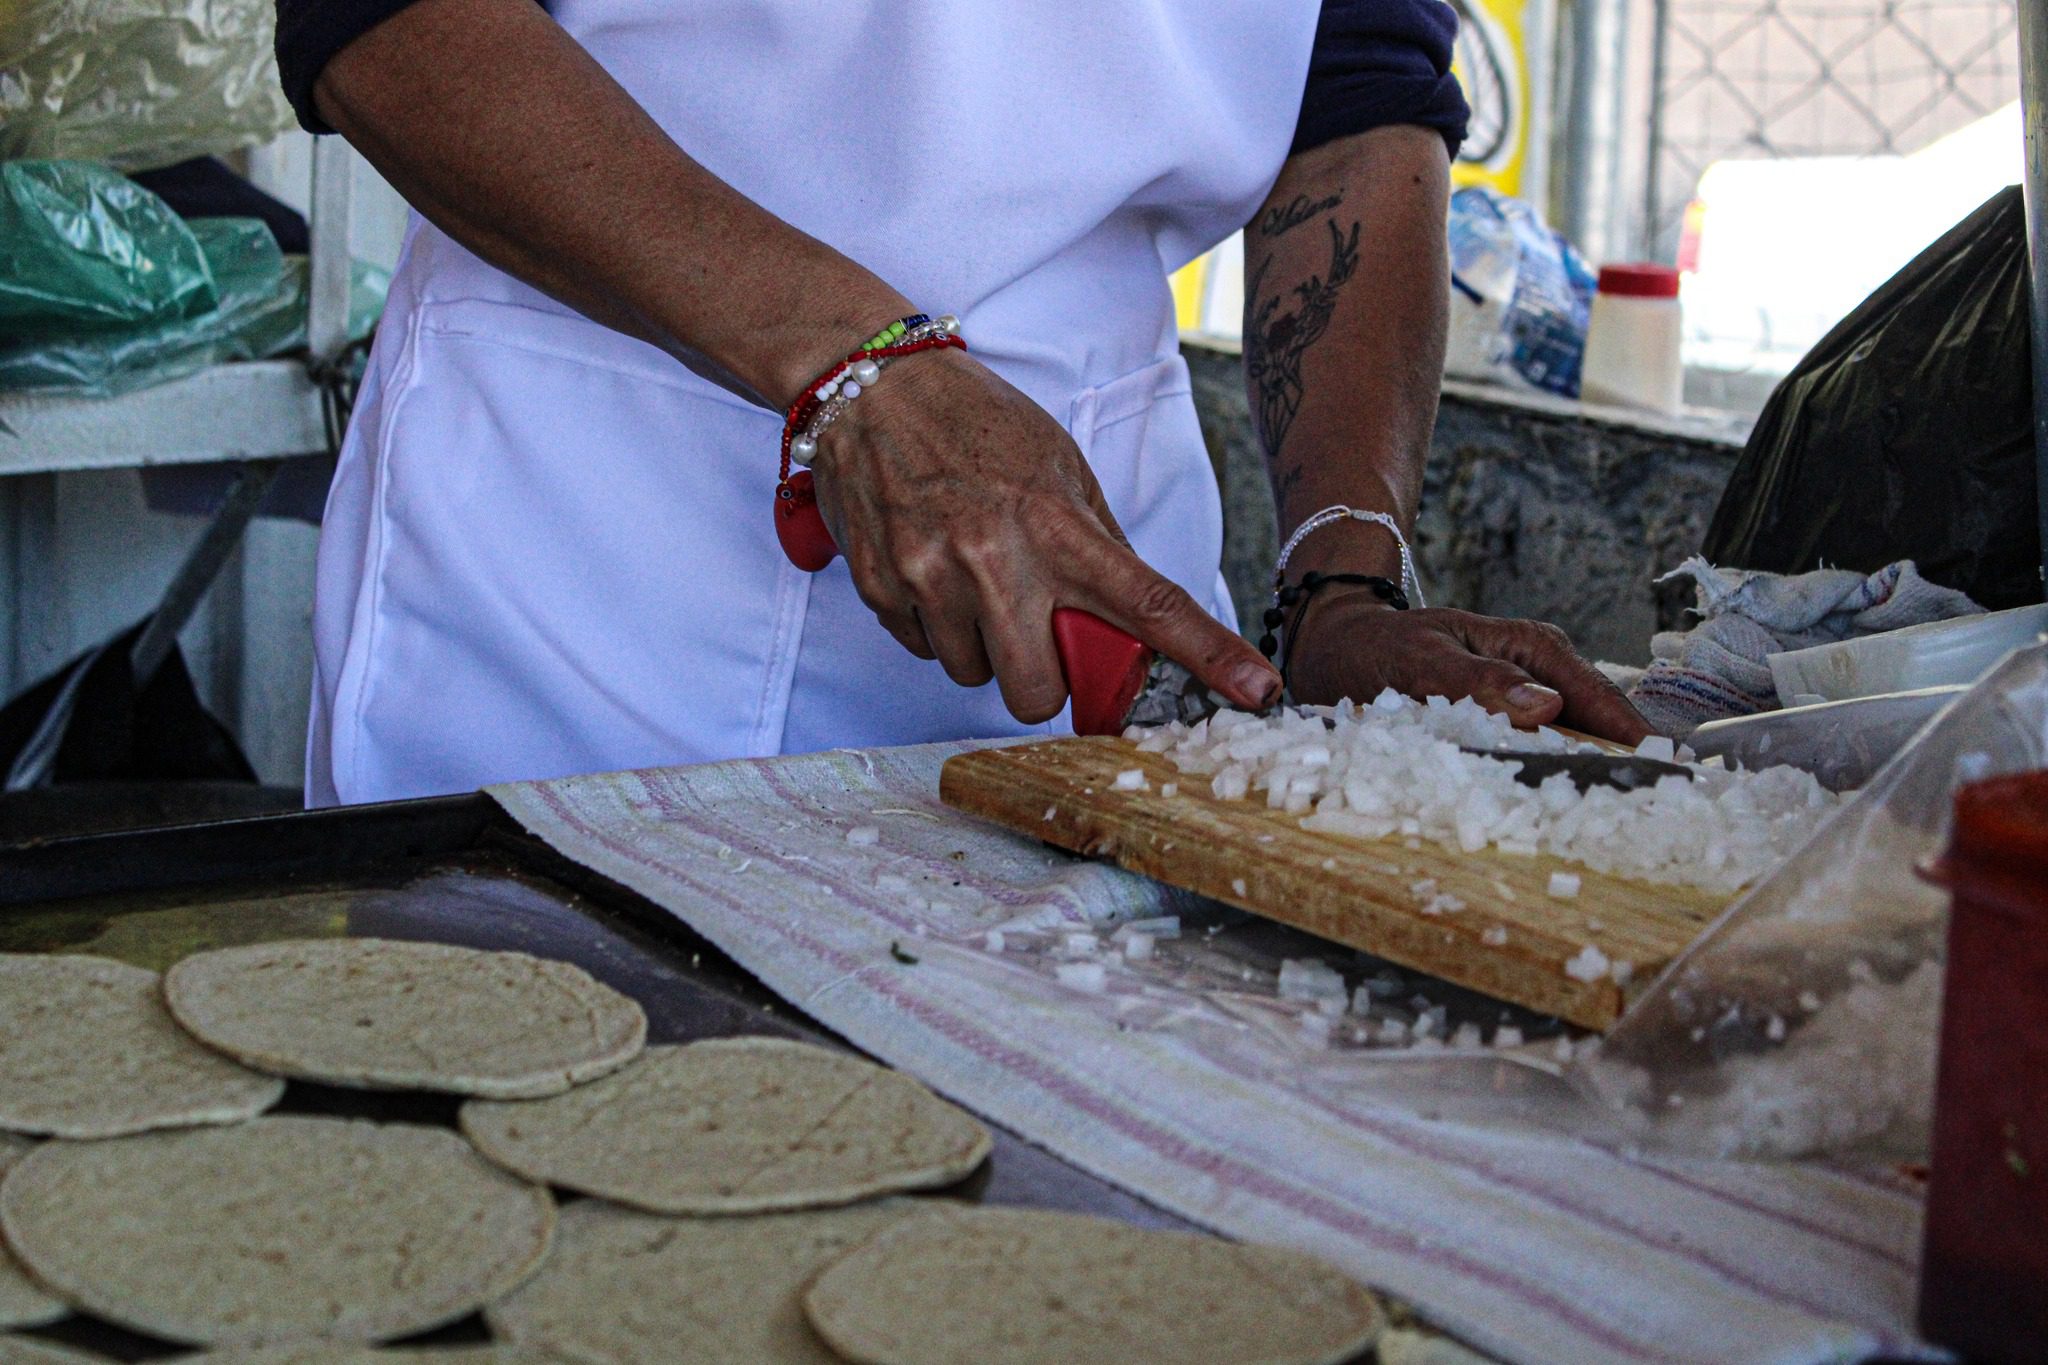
<box><xmin>776</xmin><ymin>470</ymin><xmax>1222</xmax><ymax>734</ymax></box>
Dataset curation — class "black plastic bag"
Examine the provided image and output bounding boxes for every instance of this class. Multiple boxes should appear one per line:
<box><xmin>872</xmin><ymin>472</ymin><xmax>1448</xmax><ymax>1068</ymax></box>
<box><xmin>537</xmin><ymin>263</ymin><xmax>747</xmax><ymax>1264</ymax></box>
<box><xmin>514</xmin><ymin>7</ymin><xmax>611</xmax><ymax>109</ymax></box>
<box><xmin>0</xmin><ymin>622</ymin><xmax>256</xmax><ymax>785</ymax></box>
<box><xmin>1703</xmin><ymin>186</ymin><xmax>2042</xmax><ymax>610</ymax></box>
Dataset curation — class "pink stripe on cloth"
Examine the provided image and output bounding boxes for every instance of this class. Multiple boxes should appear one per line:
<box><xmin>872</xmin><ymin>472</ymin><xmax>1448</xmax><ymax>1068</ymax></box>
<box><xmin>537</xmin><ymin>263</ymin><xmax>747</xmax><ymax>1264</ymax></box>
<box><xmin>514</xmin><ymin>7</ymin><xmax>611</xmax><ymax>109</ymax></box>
<box><xmin>1611</xmin><ymin>1150</ymin><xmax>1918</xmax><ymax>1273</ymax></box>
<box><xmin>522</xmin><ymin>780</ymin><xmax>1681</xmax><ymax>1364</ymax></box>
<box><xmin>644</xmin><ymin>760</ymin><xmax>1920</xmax><ymax>1287</ymax></box>
<box><xmin>493</xmin><ymin>745</ymin><xmax>1928</xmax><ymax>1365</ymax></box>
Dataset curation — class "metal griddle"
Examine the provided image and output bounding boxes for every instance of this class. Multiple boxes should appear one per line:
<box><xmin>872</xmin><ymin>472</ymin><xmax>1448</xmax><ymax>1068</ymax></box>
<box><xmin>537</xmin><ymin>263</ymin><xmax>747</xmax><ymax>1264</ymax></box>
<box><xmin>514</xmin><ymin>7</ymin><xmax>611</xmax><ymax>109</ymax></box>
<box><xmin>0</xmin><ymin>793</ymin><xmax>1195</xmax><ymax>1362</ymax></box>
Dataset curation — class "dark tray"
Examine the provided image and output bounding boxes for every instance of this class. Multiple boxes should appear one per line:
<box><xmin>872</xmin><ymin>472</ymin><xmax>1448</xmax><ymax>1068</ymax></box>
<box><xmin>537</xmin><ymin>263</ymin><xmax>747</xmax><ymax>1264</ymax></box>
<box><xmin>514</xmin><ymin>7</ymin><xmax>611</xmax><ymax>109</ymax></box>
<box><xmin>0</xmin><ymin>793</ymin><xmax>1186</xmax><ymax>1360</ymax></box>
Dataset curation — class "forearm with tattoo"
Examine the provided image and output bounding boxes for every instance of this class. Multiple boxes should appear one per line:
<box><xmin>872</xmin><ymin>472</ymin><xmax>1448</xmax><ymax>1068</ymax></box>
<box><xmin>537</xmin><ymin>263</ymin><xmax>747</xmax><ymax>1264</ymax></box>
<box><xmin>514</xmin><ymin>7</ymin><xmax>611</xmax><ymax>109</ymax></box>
<box><xmin>1245</xmin><ymin>214</ymin><xmax>1361</xmax><ymax>496</ymax></box>
<box><xmin>1240</xmin><ymin>126</ymin><xmax>1451</xmax><ymax>586</ymax></box>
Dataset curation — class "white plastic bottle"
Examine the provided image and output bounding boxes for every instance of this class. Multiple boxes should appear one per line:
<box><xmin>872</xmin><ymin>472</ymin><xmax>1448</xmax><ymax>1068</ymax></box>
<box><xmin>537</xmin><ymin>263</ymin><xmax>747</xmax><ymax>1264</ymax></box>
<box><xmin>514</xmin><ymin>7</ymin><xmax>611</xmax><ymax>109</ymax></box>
<box><xmin>1578</xmin><ymin>263</ymin><xmax>1684</xmax><ymax>414</ymax></box>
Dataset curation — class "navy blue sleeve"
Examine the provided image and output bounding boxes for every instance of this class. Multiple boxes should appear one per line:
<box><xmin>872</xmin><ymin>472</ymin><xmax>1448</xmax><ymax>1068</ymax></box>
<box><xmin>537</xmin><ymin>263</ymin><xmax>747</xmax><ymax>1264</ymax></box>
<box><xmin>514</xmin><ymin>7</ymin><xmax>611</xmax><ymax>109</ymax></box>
<box><xmin>274</xmin><ymin>0</ymin><xmax>435</xmax><ymax>133</ymax></box>
<box><xmin>1295</xmin><ymin>0</ymin><xmax>1470</xmax><ymax>159</ymax></box>
<box><xmin>277</xmin><ymin>0</ymin><xmax>1467</xmax><ymax>154</ymax></box>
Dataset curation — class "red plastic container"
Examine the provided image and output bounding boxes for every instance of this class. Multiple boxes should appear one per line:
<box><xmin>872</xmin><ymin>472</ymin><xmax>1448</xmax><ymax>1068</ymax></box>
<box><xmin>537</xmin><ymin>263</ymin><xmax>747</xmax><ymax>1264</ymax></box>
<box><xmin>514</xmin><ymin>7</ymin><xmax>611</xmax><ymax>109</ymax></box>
<box><xmin>1917</xmin><ymin>771</ymin><xmax>2048</xmax><ymax>1362</ymax></box>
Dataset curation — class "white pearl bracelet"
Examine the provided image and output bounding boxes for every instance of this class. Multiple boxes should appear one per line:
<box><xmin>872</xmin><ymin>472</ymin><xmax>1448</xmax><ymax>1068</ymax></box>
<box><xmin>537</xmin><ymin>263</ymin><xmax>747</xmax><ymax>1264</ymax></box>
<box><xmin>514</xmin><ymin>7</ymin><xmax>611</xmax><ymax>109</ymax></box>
<box><xmin>788</xmin><ymin>314</ymin><xmax>960</xmax><ymax>463</ymax></box>
<box><xmin>1274</xmin><ymin>504</ymin><xmax>1425</xmax><ymax>608</ymax></box>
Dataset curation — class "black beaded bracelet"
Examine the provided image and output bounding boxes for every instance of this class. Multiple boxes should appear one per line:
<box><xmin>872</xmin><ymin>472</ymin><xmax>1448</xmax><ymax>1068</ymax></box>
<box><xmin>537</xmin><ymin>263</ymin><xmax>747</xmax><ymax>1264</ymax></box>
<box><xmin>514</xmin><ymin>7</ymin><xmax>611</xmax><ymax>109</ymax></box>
<box><xmin>1257</xmin><ymin>571</ymin><xmax>1410</xmax><ymax>693</ymax></box>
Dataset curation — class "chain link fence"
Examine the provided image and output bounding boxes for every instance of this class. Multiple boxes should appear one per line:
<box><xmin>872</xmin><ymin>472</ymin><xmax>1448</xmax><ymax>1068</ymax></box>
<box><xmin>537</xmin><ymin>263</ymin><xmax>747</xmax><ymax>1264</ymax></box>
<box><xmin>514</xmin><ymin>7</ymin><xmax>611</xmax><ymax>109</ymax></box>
<box><xmin>1645</xmin><ymin>0</ymin><xmax>2020</xmax><ymax>254</ymax></box>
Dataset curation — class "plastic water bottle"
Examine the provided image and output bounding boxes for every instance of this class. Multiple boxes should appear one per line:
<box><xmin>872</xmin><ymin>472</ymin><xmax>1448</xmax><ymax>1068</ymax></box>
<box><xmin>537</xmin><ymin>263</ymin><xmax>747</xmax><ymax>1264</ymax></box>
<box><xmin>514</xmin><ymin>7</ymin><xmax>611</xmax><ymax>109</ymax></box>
<box><xmin>1578</xmin><ymin>263</ymin><xmax>1683</xmax><ymax>414</ymax></box>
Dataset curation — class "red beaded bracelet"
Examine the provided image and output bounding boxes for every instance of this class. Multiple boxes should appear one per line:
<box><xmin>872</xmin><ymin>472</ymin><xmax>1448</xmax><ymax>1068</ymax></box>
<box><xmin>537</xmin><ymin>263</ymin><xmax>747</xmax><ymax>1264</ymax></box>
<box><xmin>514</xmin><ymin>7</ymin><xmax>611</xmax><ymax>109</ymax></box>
<box><xmin>777</xmin><ymin>330</ymin><xmax>965</xmax><ymax>486</ymax></box>
<box><xmin>772</xmin><ymin>323</ymin><xmax>967</xmax><ymax>572</ymax></box>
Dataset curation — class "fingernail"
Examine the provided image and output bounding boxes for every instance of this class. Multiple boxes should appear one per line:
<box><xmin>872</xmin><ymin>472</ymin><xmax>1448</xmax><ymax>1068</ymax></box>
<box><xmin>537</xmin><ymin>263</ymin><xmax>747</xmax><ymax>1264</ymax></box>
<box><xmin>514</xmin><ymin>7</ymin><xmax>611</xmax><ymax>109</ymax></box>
<box><xmin>1232</xmin><ymin>661</ymin><xmax>1281</xmax><ymax>707</ymax></box>
<box><xmin>1506</xmin><ymin>683</ymin><xmax>1561</xmax><ymax>710</ymax></box>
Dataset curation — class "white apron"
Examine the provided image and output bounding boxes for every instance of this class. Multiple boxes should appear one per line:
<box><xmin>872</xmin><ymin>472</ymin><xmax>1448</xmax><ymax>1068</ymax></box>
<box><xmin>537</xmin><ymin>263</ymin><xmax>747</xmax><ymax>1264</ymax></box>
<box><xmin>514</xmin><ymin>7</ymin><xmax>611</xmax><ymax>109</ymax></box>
<box><xmin>308</xmin><ymin>0</ymin><xmax>1321</xmax><ymax>805</ymax></box>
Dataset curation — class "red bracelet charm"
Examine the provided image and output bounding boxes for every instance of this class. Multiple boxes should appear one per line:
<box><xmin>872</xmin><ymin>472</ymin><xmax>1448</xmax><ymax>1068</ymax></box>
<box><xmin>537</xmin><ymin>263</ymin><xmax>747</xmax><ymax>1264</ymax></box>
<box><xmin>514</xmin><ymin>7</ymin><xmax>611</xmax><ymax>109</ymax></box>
<box><xmin>774</xmin><ymin>321</ymin><xmax>965</xmax><ymax>571</ymax></box>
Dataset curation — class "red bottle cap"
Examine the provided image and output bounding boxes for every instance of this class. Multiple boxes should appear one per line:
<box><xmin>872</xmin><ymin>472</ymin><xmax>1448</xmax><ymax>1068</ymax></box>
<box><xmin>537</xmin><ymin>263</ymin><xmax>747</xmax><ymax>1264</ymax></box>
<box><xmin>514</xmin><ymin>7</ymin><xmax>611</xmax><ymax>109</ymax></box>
<box><xmin>1596</xmin><ymin>263</ymin><xmax>1682</xmax><ymax>299</ymax></box>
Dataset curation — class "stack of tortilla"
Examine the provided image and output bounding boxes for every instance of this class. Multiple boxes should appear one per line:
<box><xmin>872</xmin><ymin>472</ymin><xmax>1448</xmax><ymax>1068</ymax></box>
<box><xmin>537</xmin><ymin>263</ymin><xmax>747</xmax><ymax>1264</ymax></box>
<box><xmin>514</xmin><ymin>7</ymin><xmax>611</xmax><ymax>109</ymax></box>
<box><xmin>0</xmin><ymin>938</ymin><xmax>1381</xmax><ymax>1363</ymax></box>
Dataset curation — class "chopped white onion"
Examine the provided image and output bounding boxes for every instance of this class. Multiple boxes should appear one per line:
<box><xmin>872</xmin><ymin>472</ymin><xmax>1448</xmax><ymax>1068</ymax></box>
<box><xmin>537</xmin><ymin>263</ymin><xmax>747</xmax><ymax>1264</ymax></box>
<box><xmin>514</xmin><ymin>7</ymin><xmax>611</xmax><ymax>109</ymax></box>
<box><xmin>1277</xmin><ymin>958</ymin><xmax>1347</xmax><ymax>1005</ymax></box>
<box><xmin>1565</xmin><ymin>944</ymin><xmax>1612</xmax><ymax>982</ymax></box>
<box><xmin>1139</xmin><ymin>690</ymin><xmax>1835</xmax><ymax>893</ymax></box>
<box><xmin>1055</xmin><ymin>962</ymin><xmax>1106</xmax><ymax>993</ymax></box>
<box><xmin>1113</xmin><ymin>916</ymin><xmax>1181</xmax><ymax>941</ymax></box>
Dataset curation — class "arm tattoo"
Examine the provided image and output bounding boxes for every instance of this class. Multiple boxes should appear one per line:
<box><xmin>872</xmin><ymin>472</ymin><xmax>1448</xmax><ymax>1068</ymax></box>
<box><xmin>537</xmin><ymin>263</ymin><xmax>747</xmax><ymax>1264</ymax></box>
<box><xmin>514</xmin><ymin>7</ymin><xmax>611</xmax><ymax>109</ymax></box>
<box><xmin>1244</xmin><ymin>216</ymin><xmax>1361</xmax><ymax>466</ymax></box>
<box><xmin>1257</xmin><ymin>190</ymin><xmax>1344</xmax><ymax>239</ymax></box>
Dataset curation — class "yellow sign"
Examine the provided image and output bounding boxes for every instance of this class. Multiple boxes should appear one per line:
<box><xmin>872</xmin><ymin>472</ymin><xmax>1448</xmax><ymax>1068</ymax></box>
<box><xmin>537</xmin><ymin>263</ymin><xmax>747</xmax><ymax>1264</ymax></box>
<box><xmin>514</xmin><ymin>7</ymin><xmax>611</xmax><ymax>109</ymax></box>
<box><xmin>1448</xmin><ymin>0</ymin><xmax>1541</xmax><ymax>198</ymax></box>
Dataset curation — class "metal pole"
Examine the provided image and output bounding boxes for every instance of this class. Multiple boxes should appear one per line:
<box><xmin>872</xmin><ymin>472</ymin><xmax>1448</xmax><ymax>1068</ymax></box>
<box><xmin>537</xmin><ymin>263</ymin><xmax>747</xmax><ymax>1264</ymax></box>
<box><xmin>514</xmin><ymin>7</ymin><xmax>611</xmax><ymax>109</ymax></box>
<box><xmin>1641</xmin><ymin>0</ymin><xmax>1674</xmax><ymax>260</ymax></box>
<box><xmin>2023</xmin><ymin>0</ymin><xmax>2048</xmax><ymax>595</ymax></box>
<box><xmin>128</xmin><ymin>460</ymin><xmax>286</xmax><ymax>686</ymax></box>
<box><xmin>1520</xmin><ymin>0</ymin><xmax>1558</xmax><ymax>221</ymax></box>
<box><xmin>1555</xmin><ymin>0</ymin><xmax>1631</xmax><ymax>262</ymax></box>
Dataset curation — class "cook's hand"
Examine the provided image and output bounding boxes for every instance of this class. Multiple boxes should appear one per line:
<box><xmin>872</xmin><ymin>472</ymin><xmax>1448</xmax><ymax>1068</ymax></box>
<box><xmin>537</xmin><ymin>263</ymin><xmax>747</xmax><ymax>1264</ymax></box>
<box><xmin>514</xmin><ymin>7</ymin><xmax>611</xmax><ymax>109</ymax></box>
<box><xmin>1283</xmin><ymin>586</ymin><xmax>1651</xmax><ymax>744</ymax></box>
<box><xmin>807</xmin><ymin>347</ymin><xmax>1282</xmax><ymax>723</ymax></box>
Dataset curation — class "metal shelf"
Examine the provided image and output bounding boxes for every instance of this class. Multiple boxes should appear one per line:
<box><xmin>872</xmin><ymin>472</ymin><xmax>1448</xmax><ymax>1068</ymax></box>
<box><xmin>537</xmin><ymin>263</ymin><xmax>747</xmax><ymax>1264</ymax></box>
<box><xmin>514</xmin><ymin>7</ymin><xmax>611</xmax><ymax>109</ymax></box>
<box><xmin>0</xmin><ymin>360</ymin><xmax>326</xmax><ymax>477</ymax></box>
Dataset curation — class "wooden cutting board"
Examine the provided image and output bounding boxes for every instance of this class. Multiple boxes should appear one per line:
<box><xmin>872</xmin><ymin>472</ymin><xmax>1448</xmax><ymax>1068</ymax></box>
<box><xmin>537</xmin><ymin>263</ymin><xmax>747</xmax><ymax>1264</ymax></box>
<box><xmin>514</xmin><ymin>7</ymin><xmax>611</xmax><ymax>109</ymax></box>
<box><xmin>940</xmin><ymin>736</ymin><xmax>1730</xmax><ymax>1030</ymax></box>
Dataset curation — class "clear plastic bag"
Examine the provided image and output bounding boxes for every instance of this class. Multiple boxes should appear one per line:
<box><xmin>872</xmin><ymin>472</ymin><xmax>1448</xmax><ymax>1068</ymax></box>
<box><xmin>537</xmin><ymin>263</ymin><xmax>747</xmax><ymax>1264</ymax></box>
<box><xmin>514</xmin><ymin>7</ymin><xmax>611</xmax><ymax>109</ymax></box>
<box><xmin>1443</xmin><ymin>186</ymin><xmax>1596</xmax><ymax>398</ymax></box>
<box><xmin>0</xmin><ymin>0</ymin><xmax>295</xmax><ymax>171</ymax></box>
<box><xmin>1572</xmin><ymin>642</ymin><xmax>2048</xmax><ymax>1161</ymax></box>
<box><xmin>0</xmin><ymin>160</ymin><xmax>218</xmax><ymax>336</ymax></box>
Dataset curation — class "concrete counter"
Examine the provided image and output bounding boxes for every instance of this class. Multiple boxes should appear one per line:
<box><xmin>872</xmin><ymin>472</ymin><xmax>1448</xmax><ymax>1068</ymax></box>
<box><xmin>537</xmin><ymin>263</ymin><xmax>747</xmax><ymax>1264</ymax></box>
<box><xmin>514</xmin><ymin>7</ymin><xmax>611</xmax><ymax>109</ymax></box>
<box><xmin>1187</xmin><ymin>343</ymin><xmax>1753</xmax><ymax>666</ymax></box>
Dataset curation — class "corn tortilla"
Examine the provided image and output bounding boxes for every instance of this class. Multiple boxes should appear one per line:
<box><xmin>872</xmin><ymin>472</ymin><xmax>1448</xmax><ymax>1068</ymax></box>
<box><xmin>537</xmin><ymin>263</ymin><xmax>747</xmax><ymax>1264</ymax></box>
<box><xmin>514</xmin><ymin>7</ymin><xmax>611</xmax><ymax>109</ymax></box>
<box><xmin>0</xmin><ymin>954</ymin><xmax>282</xmax><ymax>1140</ymax></box>
<box><xmin>164</xmin><ymin>939</ymin><xmax>646</xmax><ymax>1099</ymax></box>
<box><xmin>0</xmin><ymin>1139</ymin><xmax>63</xmax><ymax>1332</ymax></box>
<box><xmin>802</xmin><ymin>1206</ymin><xmax>1384</xmax><ymax>1365</ymax></box>
<box><xmin>188</xmin><ymin>1347</ymin><xmax>549</xmax><ymax>1363</ymax></box>
<box><xmin>0</xmin><ymin>1117</ymin><xmax>554</xmax><ymax>1346</ymax></box>
<box><xmin>460</xmin><ymin>1038</ymin><xmax>991</xmax><ymax>1214</ymax></box>
<box><xmin>489</xmin><ymin>1198</ymin><xmax>928</xmax><ymax>1362</ymax></box>
<box><xmin>0</xmin><ymin>1338</ymin><xmax>105</xmax><ymax>1364</ymax></box>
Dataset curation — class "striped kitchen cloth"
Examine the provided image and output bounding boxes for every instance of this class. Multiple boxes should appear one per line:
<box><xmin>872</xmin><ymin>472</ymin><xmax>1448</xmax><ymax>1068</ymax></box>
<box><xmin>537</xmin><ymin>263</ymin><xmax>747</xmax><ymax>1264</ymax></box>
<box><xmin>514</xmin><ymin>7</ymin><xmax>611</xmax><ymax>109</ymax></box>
<box><xmin>491</xmin><ymin>742</ymin><xmax>1929</xmax><ymax>1365</ymax></box>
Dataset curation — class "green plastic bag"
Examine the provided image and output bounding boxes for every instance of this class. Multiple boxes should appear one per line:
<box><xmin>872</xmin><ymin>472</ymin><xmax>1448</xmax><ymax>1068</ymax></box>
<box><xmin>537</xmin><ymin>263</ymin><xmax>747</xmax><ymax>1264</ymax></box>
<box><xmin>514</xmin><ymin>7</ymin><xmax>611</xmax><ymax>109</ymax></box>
<box><xmin>0</xmin><ymin>216</ymin><xmax>389</xmax><ymax>397</ymax></box>
<box><xmin>0</xmin><ymin>160</ymin><xmax>218</xmax><ymax>337</ymax></box>
<box><xmin>0</xmin><ymin>157</ymin><xmax>388</xmax><ymax>396</ymax></box>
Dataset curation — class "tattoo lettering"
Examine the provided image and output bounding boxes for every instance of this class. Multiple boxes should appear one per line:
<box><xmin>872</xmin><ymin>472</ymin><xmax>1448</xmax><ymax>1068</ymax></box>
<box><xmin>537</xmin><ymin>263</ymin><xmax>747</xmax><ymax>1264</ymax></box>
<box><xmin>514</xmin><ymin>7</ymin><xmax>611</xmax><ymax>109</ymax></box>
<box><xmin>1244</xmin><ymin>217</ymin><xmax>1361</xmax><ymax>461</ymax></box>
<box><xmin>1257</xmin><ymin>191</ymin><xmax>1344</xmax><ymax>239</ymax></box>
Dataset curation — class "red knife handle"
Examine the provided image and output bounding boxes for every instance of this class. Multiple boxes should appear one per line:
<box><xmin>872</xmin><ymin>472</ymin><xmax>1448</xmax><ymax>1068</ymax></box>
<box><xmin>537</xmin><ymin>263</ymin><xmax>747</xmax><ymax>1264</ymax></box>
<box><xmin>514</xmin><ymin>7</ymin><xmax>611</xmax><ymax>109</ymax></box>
<box><xmin>1054</xmin><ymin>607</ymin><xmax>1153</xmax><ymax>736</ymax></box>
<box><xmin>777</xmin><ymin>481</ymin><xmax>1149</xmax><ymax>735</ymax></box>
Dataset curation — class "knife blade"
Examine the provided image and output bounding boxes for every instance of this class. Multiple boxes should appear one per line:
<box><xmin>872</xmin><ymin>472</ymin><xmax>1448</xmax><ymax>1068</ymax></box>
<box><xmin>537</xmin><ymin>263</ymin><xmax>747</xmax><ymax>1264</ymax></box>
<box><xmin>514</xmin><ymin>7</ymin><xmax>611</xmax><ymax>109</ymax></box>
<box><xmin>1455</xmin><ymin>747</ymin><xmax>1694</xmax><ymax>792</ymax></box>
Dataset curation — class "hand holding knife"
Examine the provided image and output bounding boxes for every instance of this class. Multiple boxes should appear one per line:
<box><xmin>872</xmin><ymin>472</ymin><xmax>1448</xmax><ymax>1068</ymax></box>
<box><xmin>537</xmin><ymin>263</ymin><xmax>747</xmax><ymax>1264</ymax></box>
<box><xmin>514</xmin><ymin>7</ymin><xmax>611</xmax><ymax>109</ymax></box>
<box><xmin>776</xmin><ymin>469</ymin><xmax>1274</xmax><ymax>732</ymax></box>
